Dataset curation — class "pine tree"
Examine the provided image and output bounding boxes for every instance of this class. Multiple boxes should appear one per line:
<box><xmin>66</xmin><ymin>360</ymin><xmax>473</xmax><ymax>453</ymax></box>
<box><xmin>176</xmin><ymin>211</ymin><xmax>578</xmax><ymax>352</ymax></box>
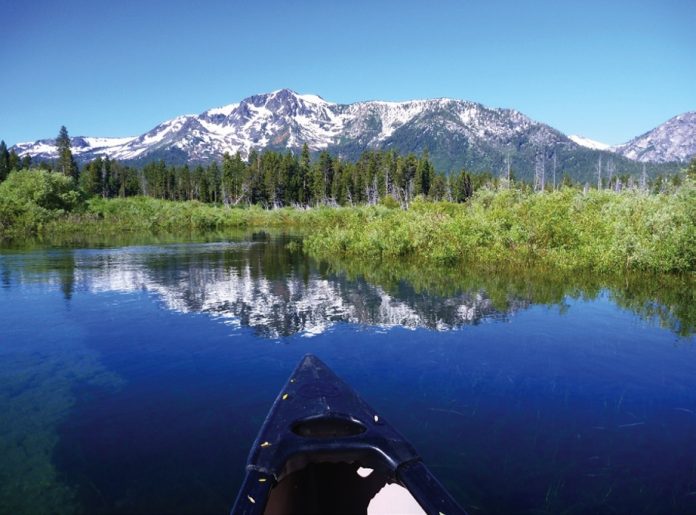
<box><xmin>312</xmin><ymin>152</ymin><xmax>333</xmax><ymax>205</ymax></box>
<box><xmin>395</xmin><ymin>154</ymin><xmax>417</xmax><ymax>207</ymax></box>
<box><xmin>0</xmin><ymin>140</ymin><xmax>9</xmax><ymax>182</ymax></box>
<box><xmin>207</xmin><ymin>162</ymin><xmax>221</xmax><ymax>203</ymax></box>
<box><xmin>8</xmin><ymin>150</ymin><xmax>19</xmax><ymax>172</ymax></box>
<box><xmin>262</xmin><ymin>152</ymin><xmax>281</xmax><ymax>206</ymax></box>
<box><xmin>178</xmin><ymin>164</ymin><xmax>192</xmax><ymax>200</ymax></box>
<box><xmin>246</xmin><ymin>149</ymin><xmax>263</xmax><ymax>204</ymax></box>
<box><xmin>452</xmin><ymin>170</ymin><xmax>473</xmax><ymax>202</ymax></box>
<box><xmin>20</xmin><ymin>155</ymin><xmax>32</xmax><ymax>169</ymax></box>
<box><xmin>194</xmin><ymin>165</ymin><xmax>208</xmax><ymax>202</ymax></box>
<box><xmin>282</xmin><ymin>152</ymin><xmax>299</xmax><ymax>204</ymax></box>
<box><xmin>56</xmin><ymin>126</ymin><xmax>78</xmax><ymax>181</ymax></box>
<box><xmin>299</xmin><ymin>143</ymin><xmax>311</xmax><ymax>205</ymax></box>
<box><xmin>414</xmin><ymin>150</ymin><xmax>432</xmax><ymax>196</ymax></box>
<box><xmin>103</xmin><ymin>157</ymin><xmax>114</xmax><ymax>197</ymax></box>
<box><xmin>383</xmin><ymin>151</ymin><xmax>397</xmax><ymax>199</ymax></box>
<box><xmin>429</xmin><ymin>174</ymin><xmax>447</xmax><ymax>200</ymax></box>
<box><xmin>222</xmin><ymin>152</ymin><xmax>246</xmax><ymax>205</ymax></box>
<box><xmin>686</xmin><ymin>158</ymin><xmax>696</xmax><ymax>181</ymax></box>
<box><xmin>80</xmin><ymin>157</ymin><xmax>103</xmax><ymax>196</ymax></box>
<box><xmin>110</xmin><ymin>160</ymin><xmax>137</xmax><ymax>198</ymax></box>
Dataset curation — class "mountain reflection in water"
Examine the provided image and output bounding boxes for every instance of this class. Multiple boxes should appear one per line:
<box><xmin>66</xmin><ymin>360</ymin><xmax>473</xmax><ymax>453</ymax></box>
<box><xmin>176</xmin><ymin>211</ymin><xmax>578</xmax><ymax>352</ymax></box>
<box><xmin>2</xmin><ymin>232</ymin><xmax>693</xmax><ymax>338</ymax></box>
<box><xmin>2</xmin><ymin>236</ymin><xmax>528</xmax><ymax>339</ymax></box>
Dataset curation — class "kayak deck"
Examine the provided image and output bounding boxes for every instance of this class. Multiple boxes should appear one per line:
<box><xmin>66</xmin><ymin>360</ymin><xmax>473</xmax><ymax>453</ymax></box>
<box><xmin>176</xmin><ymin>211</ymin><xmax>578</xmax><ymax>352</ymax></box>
<box><xmin>231</xmin><ymin>354</ymin><xmax>465</xmax><ymax>514</ymax></box>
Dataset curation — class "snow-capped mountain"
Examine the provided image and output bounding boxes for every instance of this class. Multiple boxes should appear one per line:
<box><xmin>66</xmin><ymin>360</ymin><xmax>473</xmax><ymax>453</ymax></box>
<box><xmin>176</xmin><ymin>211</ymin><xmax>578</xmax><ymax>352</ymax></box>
<box><xmin>9</xmin><ymin>89</ymin><xmax>570</xmax><ymax>165</ymax></box>
<box><xmin>14</xmin><ymin>89</ymin><xmax>570</xmax><ymax>165</ymax></box>
<box><xmin>10</xmin><ymin>89</ymin><xmax>691</xmax><ymax>177</ymax></box>
<box><xmin>109</xmin><ymin>90</ymin><xmax>349</xmax><ymax>162</ymax></box>
<box><xmin>569</xmin><ymin>135</ymin><xmax>610</xmax><ymax>151</ymax></box>
<box><xmin>611</xmin><ymin>112</ymin><xmax>696</xmax><ymax>163</ymax></box>
<box><xmin>12</xmin><ymin>135</ymin><xmax>136</xmax><ymax>159</ymax></box>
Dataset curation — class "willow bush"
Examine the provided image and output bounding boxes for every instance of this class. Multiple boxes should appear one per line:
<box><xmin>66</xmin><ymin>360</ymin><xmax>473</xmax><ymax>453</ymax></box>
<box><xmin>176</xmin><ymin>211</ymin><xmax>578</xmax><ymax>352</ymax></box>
<box><xmin>1</xmin><ymin>168</ymin><xmax>694</xmax><ymax>274</ymax></box>
<box><xmin>302</xmin><ymin>184</ymin><xmax>696</xmax><ymax>274</ymax></box>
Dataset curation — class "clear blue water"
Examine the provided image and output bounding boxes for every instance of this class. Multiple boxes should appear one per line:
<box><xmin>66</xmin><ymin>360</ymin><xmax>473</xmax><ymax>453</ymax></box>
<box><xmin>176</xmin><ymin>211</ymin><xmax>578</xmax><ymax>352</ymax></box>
<box><xmin>1</xmin><ymin>233</ymin><xmax>695</xmax><ymax>514</ymax></box>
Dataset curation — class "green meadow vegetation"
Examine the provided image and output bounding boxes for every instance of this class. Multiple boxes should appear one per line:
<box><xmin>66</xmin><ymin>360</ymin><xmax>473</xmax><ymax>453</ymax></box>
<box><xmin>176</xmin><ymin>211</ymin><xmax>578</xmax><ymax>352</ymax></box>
<box><xmin>1</xmin><ymin>166</ymin><xmax>695</xmax><ymax>274</ymax></box>
<box><xmin>302</xmin><ymin>184</ymin><xmax>696</xmax><ymax>274</ymax></box>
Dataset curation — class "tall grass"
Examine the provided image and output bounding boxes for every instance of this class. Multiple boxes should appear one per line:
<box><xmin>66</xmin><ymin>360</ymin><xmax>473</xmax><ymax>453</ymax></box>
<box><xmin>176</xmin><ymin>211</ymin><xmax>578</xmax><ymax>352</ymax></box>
<box><xmin>302</xmin><ymin>185</ymin><xmax>696</xmax><ymax>274</ymax></box>
<box><xmin>2</xmin><ymin>169</ymin><xmax>694</xmax><ymax>274</ymax></box>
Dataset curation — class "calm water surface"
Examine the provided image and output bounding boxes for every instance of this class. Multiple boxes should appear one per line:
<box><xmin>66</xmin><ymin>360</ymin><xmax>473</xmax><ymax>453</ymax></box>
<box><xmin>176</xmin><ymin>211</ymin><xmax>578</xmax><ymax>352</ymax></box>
<box><xmin>1</xmin><ymin>233</ymin><xmax>695</xmax><ymax>514</ymax></box>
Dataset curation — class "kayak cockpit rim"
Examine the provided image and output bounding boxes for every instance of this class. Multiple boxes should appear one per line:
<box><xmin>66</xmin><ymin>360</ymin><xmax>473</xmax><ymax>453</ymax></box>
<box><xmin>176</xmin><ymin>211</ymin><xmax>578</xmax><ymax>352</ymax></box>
<box><xmin>291</xmin><ymin>414</ymin><xmax>367</xmax><ymax>438</ymax></box>
<box><xmin>230</xmin><ymin>354</ymin><xmax>466</xmax><ymax>514</ymax></box>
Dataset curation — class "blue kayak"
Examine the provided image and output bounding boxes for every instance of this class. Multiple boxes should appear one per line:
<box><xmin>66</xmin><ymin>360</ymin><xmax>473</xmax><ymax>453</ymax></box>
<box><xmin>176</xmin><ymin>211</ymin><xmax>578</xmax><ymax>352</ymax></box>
<box><xmin>231</xmin><ymin>354</ymin><xmax>466</xmax><ymax>514</ymax></box>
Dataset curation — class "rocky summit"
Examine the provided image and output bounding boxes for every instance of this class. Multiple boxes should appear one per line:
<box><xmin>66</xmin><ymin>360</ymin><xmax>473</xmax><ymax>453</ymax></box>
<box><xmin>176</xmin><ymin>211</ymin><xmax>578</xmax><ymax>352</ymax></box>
<box><xmin>12</xmin><ymin>89</ymin><xmax>692</xmax><ymax>179</ymax></box>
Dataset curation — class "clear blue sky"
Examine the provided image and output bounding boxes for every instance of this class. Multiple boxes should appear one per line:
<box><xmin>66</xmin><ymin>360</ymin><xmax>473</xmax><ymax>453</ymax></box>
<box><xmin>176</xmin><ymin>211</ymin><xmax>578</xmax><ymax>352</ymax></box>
<box><xmin>1</xmin><ymin>0</ymin><xmax>694</xmax><ymax>146</ymax></box>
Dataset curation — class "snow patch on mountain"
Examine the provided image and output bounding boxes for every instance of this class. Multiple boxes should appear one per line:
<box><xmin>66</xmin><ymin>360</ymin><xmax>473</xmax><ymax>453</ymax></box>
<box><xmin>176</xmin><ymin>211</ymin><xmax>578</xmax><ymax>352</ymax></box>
<box><xmin>12</xmin><ymin>89</ymin><xmax>693</xmax><ymax>170</ymax></box>
<box><xmin>295</xmin><ymin>93</ymin><xmax>331</xmax><ymax>105</ymax></box>
<box><xmin>9</xmin><ymin>89</ymin><xmax>577</xmax><ymax>164</ymax></box>
<box><xmin>337</xmin><ymin>100</ymin><xmax>423</xmax><ymax>142</ymax></box>
<box><xmin>205</xmin><ymin>103</ymin><xmax>240</xmax><ymax>117</ymax></box>
<box><xmin>569</xmin><ymin>135</ymin><xmax>610</xmax><ymax>151</ymax></box>
<box><xmin>13</xmin><ymin>135</ymin><xmax>136</xmax><ymax>159</ymax></box>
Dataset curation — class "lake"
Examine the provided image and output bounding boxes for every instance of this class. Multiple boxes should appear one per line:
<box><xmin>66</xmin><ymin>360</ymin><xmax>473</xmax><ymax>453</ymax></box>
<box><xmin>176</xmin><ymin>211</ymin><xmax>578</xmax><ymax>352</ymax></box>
<box><xmin>1</xmin><ymin>232</ymin><xmax>695</xmax><ymax>514</ymax></box>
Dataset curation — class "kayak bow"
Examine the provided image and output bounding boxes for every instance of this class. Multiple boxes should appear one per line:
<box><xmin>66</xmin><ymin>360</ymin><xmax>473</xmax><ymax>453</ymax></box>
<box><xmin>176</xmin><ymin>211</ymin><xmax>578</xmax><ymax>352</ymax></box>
<box><xmin>231</xmin><ymin>354</ymin><xmax>465</xmax><ymax>514</ymax></box>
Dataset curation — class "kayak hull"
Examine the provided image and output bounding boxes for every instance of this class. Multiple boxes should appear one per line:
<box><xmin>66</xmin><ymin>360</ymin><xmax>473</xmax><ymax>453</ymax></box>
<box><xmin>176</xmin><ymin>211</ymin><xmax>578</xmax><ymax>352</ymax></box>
<box><xmin>231</xmin><ymin>354</ymin><xmax>465</xmax><ymax>514</ymax></box>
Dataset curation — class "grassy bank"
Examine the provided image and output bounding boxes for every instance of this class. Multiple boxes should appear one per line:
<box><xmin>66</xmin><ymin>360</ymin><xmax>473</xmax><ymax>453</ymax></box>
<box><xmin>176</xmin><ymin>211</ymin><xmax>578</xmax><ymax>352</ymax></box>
<box><xmin>1</xmin><ymin>169</ymin><xmax>695</xmax><ymax>274</ymax></box>
<box><xmin>0</xmin><ymin>170</ymin><xmax>298</xmax><ymax>237</ymax></box>
<box><xmin>302</xmin><ymin>186</ymin><xmax>696</xmax><ymax>274</ymax></box>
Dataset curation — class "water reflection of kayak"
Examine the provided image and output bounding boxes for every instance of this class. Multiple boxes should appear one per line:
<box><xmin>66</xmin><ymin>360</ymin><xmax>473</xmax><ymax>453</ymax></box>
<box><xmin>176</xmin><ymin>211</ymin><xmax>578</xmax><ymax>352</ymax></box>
<box><xmin>231</xmin><ymin>354</ymin><xmax>466</xmax><ymax>514</ymax></box>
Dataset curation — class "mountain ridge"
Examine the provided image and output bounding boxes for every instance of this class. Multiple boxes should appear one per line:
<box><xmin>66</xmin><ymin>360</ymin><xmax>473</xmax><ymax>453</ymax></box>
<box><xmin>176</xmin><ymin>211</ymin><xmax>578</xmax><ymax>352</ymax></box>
<box><xmin>11</xmin><ymin>89</ymin><xmax>692</xmax><ymax>180</ymax></box>
<box><xmin>611</xmin><ymin>112</ymin><xmax>696</xmax><ymax>163</ymax></box>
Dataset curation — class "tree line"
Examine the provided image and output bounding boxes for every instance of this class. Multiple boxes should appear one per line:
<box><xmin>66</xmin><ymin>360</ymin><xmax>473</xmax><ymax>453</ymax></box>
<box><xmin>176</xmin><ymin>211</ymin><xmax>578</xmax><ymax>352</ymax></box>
<box><xmin>0</xmin><ymin>141</ymin><xmax>32</xmax><ymax>182</ymax></box>
<box><xmin>1</xmin><ymin>126</ymin><xmax>497</xmax><ymax>207</ymax></box>
<box><xmin>2</xmin><ymin>126</ymin><xmax>694</xmax><ymax>206</ymax></box>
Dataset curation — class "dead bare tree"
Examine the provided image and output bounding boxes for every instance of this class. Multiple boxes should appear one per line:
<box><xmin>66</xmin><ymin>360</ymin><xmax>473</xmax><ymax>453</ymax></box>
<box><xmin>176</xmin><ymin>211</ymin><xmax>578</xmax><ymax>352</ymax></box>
<box><xmin>534</xmin><ymin>151</ymin><xmax>545</xmax><ymax>192</ymax></box>
<box><xmin>506</xmin><ymin>151</ymin><xmax>511</xmax><ymax>188</ymax></box>
<box><xmin>139</xmin><ymin>170</ymin><xmax>148</xmax><ymax>196</ymax></box>
<box><xmin>399</xmin><ymin>178</ymin><xmax>414</xmax><ymax>209</ymax></box>
<box><xmin>596</xmin><ymin>155</ymin><xmax>603</xmax><ymax>190</ymax></box>
<box><xmin>606</xmin><ymin>158</ymin><xmax>616</xmax><ymax>190</ymax></box>
<box><xmin>640</xmin><ymin>163</ymin><xmax>647</xmax><ymax>192</ymax></box>
<box><xmin>234</xmin><ymin>182</ymin><xmax>249</xmax><ymax>206</ymax></box>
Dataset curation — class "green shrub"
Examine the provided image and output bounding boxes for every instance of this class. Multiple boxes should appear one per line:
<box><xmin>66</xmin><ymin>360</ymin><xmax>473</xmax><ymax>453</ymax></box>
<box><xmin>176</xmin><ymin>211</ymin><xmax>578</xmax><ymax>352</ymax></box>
<box><xmin>0</xmin><ymin>169</ymin><xmax>82</xmax><ymax>211</ymax></box>
<box><xmin>2</xmin><ymin>172</ymin><xmax>694</xmax><ymax>274</ymax></box>
<box><xmin>302</xmin><ymin>183</ymin><xmax>696</xmax><ymax>274</ymax></box>
<box><xmin>0</xmin><ymin>169</ymin><xmax>84</xmax><ymax>237</ymax></box>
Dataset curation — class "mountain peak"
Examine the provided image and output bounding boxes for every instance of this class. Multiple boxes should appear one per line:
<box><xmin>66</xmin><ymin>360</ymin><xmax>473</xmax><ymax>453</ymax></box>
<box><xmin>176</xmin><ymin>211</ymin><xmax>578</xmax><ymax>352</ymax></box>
<box><xmin>267</xmin><ymin>88</ymin><xmax>331</xmax><ymax>106</ymax></box>
<box><xmin>10</xmin><ymin>91</ymin><xmax>693</xmax><ymax>177</ymax></box>
<box><xmin>612</xmin><ymin>111</ymin><xmax>696</xmax><ymax>163</ymax></box>
<box><xmin>269</xmin><ymin>88</ymin><xmax>302</xmax><ymax>100</ymax></box>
